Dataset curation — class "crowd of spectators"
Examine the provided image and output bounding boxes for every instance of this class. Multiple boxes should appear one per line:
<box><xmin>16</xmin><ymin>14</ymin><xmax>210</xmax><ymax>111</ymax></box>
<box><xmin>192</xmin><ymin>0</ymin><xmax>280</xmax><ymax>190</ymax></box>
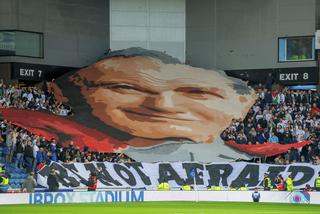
<box><xmin>221</xmin><ymin>84</ymin><xmax>320</xmax><ymax>165</ymax></box>
<box><xmin>1</xmin><ymin>78</ymin><xmax>320</xmax><ymax>167</ymax></box>
<box><xmin>0</xmin><ymin>80</ymin><xmax>73</xmax><ymax>116</ymax></box>
<box><xmin>0</xmin><ymin>79</ymin><xmax>135</xmax><ymax>173</ymax></box>
<box><xmin>0</xmin><ymin>120</ymin><xmax>134</xmax><ymax>173</ymax></box>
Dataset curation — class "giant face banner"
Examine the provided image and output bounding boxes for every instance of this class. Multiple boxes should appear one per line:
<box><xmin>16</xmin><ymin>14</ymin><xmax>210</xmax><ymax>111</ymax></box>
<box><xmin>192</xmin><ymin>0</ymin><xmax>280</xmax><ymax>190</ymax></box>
<box><xmin>0</xmin><ymin>48</ymin><xmax>312</xmax><ymax>162</ymax></box>
<box><xmin>37</xmin><ymin>161</ymin><xmax>320</xmax><ymax>190</ymax></box>
<box><xmin>54</xmin><ymin>48</ymin><xmax>258</xmax><ymax>162</ymax></box>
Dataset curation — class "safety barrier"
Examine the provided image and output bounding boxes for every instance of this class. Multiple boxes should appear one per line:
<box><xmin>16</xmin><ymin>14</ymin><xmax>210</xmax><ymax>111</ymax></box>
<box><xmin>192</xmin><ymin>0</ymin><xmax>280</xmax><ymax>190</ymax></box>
<box><xmin>0</xmin><ymin>190</ymin><xmax>319</xmax><ymax>205</ymax></box>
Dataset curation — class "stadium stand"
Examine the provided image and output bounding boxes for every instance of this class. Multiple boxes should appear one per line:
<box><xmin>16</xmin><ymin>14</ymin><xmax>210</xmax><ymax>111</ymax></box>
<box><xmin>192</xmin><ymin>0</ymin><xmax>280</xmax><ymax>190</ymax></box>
<box><xmin>0</xmin><ymin>78</ymin><xmax>319</xmax><ymax>191</ymax></box>
<box><xmin>0</xmin><ymin>80</ymin><xmax>73</xmax><ymax>116</ymax></box>
<box><xmin>222</xmin><ymin>84</ymin><xmax>320</xmax><ymax>165</ymax></box>
<box><xmin>0</xmin><ymin>81</ymin><xmax>135</xmax><ymax>190</ymax></box>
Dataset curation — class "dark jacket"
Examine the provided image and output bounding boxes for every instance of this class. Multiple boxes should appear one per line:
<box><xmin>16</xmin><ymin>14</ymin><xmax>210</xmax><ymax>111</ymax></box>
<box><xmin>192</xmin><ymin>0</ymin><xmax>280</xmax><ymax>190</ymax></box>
<box><xmin>15</xmin><ymin>141</ymin><xmax>24</xmax><ymax>154</ymax></box>
<box><xmin>24</xmin><ymin>145</ymin><xmax>34</xmax><ymax>158</ymax></box>
<box><xmin>47</xmin><ymin>173</ymin><xmax>59</xmax><ymax>192</ymax></box>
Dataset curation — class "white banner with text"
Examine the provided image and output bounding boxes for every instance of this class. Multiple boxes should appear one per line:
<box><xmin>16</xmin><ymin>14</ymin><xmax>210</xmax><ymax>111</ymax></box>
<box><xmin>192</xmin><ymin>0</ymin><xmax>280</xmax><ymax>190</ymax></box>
<box><xmin>37</xmin><ymin>162</ymin><xmax>320</xmax><ymax>190</ymax></box>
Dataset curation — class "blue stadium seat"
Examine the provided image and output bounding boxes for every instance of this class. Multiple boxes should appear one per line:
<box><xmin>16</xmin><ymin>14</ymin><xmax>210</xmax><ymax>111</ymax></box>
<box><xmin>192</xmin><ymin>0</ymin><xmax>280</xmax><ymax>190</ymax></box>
<box><xmin>0</xmin><ymin>160</ymin><xmax>28</xmax><ymax>189</ymax></box>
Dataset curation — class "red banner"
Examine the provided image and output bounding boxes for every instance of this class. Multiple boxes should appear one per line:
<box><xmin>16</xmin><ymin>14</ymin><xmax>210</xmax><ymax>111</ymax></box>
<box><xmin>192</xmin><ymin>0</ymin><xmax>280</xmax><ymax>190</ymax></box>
<box><xmin>225</xmin><ymin>140</ymin><xmax>312</xmax><ymax>157</ymax></box>
<box><xmin>0</xmin><ymin>108</ymin><xmax>312</xmax><ymax>157</ymax></box>
<box><xmin>0</xmin><ymin>108</ymin><xmax>126</xmax><ymax>152</ymax></box>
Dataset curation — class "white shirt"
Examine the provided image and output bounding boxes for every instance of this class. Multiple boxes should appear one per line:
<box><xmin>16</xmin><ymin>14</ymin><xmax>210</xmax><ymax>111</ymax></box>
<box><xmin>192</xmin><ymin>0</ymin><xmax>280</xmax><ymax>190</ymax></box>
<box><xmin>253</xmin><ymin>105</ymin><xmax>260</xmax><ymax>114</ymax></box>
<box><xmin>295</xmin><ymin>129</ymin><xmax>305</xmax><ymax>142</ymax></box>
<box><xmin>33</xmin><ymin>144</ymin><xmax>39</xmax><ymax>158</ymax></box>
<box><xmin>265</xmin><ymin>113</ymin><xmax>272</xmax><ymax>122</ymax></box>
<box><xmin>27</xmin><ymin>93</ymin><xmax>33</xmax><ymax>101</ymax></box>
<box><xmin>59</xmin><ymin>109</ymin><xmax>68</xmax><ymax>116</ymax></box>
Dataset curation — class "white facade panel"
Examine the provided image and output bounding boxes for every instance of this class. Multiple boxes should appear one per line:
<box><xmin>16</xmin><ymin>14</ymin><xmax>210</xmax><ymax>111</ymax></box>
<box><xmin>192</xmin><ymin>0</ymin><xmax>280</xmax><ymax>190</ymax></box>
<box><xmin>149</xmin><ymin>0</ymin><xmax>185</xmax><ymax>12</ymax></box>
<box><xmin>110</xmin><ymin>0</ymin><xmax>186</xmax><ymax>62</ymax></box>
<box><xmin>150</xmin><ymin>12</ymin><xmax>185</xmax><ymax>27</ymax></box>
<box><xmin>111</xmin><ymin>0</ymin><xmax>147</xmax><ymax>11</ymax></box>
<box><xmin>111</xmin><ymin>11</ymin><xmax>147</xmax><ymax>26</ymax></box>
<box><xmin>150</xmin><ymin>28</ymin><xmax>185</xmax><ymax>42</ymax></box>
<box><xmin>111</xmin><ymin>26</ymin><xmax>148</xmax><ymax>41</ymax></box>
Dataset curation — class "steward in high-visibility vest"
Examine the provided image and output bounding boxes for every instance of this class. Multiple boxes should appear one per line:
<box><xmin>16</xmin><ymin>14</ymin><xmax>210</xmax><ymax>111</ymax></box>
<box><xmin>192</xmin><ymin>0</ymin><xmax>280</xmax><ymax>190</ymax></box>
<box><xmin>262</xmin><ymin>173</ymin><xmax>271</xmax><ymax>190</ymax></box>
<box><xmin>0</xmin><ymin>177</ymin><xmax>8</xmax><ymax>185</ymax></box>
<box><xmin>286</xmin><ymin>175</ymin><xmax>294</xmax><ymax>192</ymax></box>
<box><xmin>208</xmin><ymin>186</ymin><xmax>222</xmax><ymax>191</ymax></box>
<box><xmin>0</xmin><ymin>176</ymin><xmax>9</xmax><ymax>193</ymax></box>
<box><xmin>182</xmin><ymin>185</ymin><xmax>192</xmax><ymax>191</ymax></box>
<box><xmin>315</xmin><ymin>172</ymin><xmax>320</xmax><ymax>191</ymax></box>
<box><xmin>157</xmin><ymin>182</ymin><xmax>170</xmax><ymax>191</ymax></box>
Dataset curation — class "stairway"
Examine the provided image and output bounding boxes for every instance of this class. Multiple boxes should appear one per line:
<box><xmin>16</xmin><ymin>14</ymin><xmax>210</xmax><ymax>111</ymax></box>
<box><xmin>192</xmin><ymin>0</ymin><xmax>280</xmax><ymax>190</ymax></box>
<box><xmin>0</xmin><ymin>146</ymin><xmax>28</xmax><ymax>190</ymax></box>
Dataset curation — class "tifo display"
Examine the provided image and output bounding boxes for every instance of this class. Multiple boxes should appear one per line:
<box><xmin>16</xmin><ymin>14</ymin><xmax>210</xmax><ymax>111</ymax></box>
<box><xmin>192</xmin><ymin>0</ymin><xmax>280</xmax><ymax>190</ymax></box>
<box><xmin>0</xmin><ymin>48</ymin><xmax>319</xmax><ymax>210</ymax></box>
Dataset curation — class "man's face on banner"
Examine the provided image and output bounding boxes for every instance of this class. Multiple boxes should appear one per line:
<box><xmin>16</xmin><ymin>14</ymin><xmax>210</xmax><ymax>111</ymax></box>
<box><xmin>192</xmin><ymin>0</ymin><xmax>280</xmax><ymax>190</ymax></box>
<box><xmin>70</xmin><ymin>56</ymin><xmax>255</xmax><ymax>146</ymax></box>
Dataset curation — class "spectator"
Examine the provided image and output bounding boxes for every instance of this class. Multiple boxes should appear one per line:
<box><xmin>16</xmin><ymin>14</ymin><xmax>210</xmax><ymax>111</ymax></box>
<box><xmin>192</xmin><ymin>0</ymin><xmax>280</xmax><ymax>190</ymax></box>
<box><xmin>49</xmin><ymin>138</ymin><xmax>58</xmax><ymax>162</ymax></box>
<box><xmin>47</xmin><ymin>169</ymin><xmax>59</xmax><ymax>192</ymax></box>
<box><xmin>24</xmin><ymin>141</ymin><xmax>34</xmax><ymax>173</ymax></box>
<box><xmin>37</xmin><ymin>160</ymin><xmax>46</xmax><ymax>171</ymax></box>
<box><xmin>36</xmin><ymin>147</ymin><xmax>47</xmax><ymax>166</ymax></box>
<box><xmin>289</xmin><ymin>147</ymin><xmax>299</xmax><ymax>163</ymax></box>
<box><xmin>236</xmin><ymin>133</ymin><xmax>247</xmax><ymax>145</ymax></box>
<box><xmin>274</xmin><ymin>174</ymin><xmax>285</xmax><ymax>191</ymax></box>
<box><xmin>304</xmin><ymin>184</ymin><xmax>312</xmax><ymax>192</ymax></box>
<box><xmin>256</xmin><ymin>132</ymin><xmax>267</xmax><ymax>144</ymax></box>
<box><xmin>15</xmin><ymin>140</ymin><xmax>25</xmax><ymax>169</ymax></box>
<box><xmin>7</xmin><ymin>129</ymin><xmax>17</xmax><ymax>162</ymax></box>
<box><xmin>21</xmin><ymin>172</ymin><xmax>37</xmax><ymax>193</ymax></box>
<box><xmin>268</xmin><ymin>132</ymin><xmax>279</xmax><ymax>143</ymax></box>
<box><xmin>310</xmin><ymin>103</ymin><xmax>320</xmax><ymax>117</ymax></box>
<box><xmin>87</xmin><ymin>172</ymin><xmax>97</xmax><ymax>191</ymax></box>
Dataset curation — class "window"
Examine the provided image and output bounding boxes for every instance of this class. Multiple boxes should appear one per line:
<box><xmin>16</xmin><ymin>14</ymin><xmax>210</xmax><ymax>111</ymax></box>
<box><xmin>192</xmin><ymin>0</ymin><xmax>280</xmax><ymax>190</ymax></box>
<box><xmin>278</xmin><ymin>36</ymin><xmax>315</xmax><ymax>62</ymax></box>
<box><xmin>0</xmin><ymin>30</ymin><xmax>43</xmax><ymax>58</ymax></box>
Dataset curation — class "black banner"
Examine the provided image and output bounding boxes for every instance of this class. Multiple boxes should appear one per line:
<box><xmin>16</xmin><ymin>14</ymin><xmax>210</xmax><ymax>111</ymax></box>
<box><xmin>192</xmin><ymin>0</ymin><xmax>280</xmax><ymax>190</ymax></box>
<box><xmin>226</xmin><ymin>67</ymin><xmax>319</xmax><ymax>85</ymax></box>
<box><xmin>277</xmin><ymin>67</ymin><xmax>319</xmax><ymax>85</ymax></box>
<box><xmin>12</xmin><ymin>62</ymin><xmax>77</xmax><ymax>81</ymax></box>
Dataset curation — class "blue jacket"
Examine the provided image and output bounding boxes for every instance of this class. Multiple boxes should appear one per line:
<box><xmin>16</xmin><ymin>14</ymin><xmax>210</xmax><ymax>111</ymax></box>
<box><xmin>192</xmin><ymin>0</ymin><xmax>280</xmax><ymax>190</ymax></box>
<box><xmin>36</xmin><ymin>151</ymin><xmax>47</xmax><ymax>164</ymax></box>
<box><xmin>268</xmin><ymin>135</ymin><xmax>279</xmax><ymax>143</ymax></box>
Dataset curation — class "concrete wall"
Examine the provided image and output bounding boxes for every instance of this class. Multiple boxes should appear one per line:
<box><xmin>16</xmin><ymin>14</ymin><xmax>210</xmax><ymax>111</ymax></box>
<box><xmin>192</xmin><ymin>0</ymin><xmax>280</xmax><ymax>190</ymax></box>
<box><xmin>186</xmin><ymin>0</ymin><xmax>317</xmax><ymax>70</ymax></box>
<box><xmin>0</xmin><ymin>63</ymin><xmax>14</xmax><ymax>83</ymax></box>
<box><xmin>0</xmin><ymin>0</ymin><xmax>317</xmax><ymax>70</ymax></box>
<box><xmin>110</xmin><ymin>0</ymin><xmax>185</xmax><ymax>62</ymax></box>
<box><xmin>0</xmin><ymin>0</ymin><xmax>110</xmax><ymax>67</ymax></box>
<box><xmin>316</xmin><ymin>0</ymin><xmax>320</xmax><ymax>29</ymax></box>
